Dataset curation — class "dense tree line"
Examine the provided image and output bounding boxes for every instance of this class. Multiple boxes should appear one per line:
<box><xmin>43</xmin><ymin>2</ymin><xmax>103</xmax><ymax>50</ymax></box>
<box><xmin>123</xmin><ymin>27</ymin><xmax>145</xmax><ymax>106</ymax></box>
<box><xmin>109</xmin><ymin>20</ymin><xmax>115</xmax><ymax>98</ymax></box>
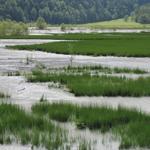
<box><xmin>134</xmin><ymin>3</ymin><xmax>150</xmax><ymax>24</ymax></box>
<box><xmin>0</xmin><ymin>0</ymin><xmax>149</xmax><ymax>24</ymax></box>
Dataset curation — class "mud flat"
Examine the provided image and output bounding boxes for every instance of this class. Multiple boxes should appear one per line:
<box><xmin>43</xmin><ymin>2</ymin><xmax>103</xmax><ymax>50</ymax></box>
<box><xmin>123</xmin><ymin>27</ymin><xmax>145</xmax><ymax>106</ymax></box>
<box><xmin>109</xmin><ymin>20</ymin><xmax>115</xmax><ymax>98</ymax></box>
<box><xmin>1</xmin><ymin>49</ymin><xmax>150</xmax><ymax>73</ymax></box>
<box><xmin>0</xmin><ymin>40</ymin><xmax>150</xmax><ymax>73</ymax></box>
<box><xmin>29</xmin><ymin>27</ymin><xmax>150</xmax><ymax>35</ymax></box>
<box><xmin>0</xmin><ymin>39</ymin><xmax>67</xmax><ymax>73</ymax></box>
<box><xmin>0</xmin><ymin>39</ymin><xmax>62</xmax><ymax>47</ymax></box>
<box><xmin>56</xmin><ymin>122</ymin><xmax>120</xmax><ymax>150</ymax></box>
<box><xmin>0</xmin><ymin>145</ymin><xmax>31</xmax><ymax>150</ymax></box>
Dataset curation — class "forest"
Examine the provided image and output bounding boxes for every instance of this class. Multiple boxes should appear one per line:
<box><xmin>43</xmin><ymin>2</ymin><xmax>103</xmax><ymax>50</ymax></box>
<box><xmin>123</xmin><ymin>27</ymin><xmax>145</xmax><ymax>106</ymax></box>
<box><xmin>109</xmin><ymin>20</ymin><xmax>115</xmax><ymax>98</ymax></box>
<box><xmin>0</xmin><ymin>0</ymin><xmax>150</xmax><ymax>24</ymax></box>
<box><xmin>135</xmin><ymin>3</ymin><xmax>150</xmax><ymax>24</ymax></box>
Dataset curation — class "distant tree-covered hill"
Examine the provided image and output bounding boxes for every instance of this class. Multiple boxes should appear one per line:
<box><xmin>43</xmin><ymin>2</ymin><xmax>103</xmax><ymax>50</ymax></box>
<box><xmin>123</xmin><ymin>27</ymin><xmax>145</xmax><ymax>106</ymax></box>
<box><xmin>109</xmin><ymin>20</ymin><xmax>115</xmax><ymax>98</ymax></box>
<box><xmin>134</xmin><ymin>3</ymin><xmax>150</xmax><ymax>24</ymax></box>
<box><xmin>0</xmin><ymin>0</ymin><xmax>149</xmax><ymax>24</ymax></box>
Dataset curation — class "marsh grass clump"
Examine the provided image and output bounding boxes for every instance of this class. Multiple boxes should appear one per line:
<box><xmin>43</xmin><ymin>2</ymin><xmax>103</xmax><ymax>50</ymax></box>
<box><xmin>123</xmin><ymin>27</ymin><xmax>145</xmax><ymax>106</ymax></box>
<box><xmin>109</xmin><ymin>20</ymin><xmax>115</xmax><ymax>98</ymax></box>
<box><xmin>40</xmin><ymin>95</ymin><xmax>47</xmax><ymax>102</ymax></box>
<box><xmin>64</xmin><ymin>65</ymin><xmax>147</xmax><ymax>74</ymax></box>
<box><xmin>7</xmin><ymin>71</ymin><xmax>21</xmax><ymax>76</ymax></box>
<box><xmin>25</xmin><ymin>56</ymin><xmax>33</xmax><ymax>65</ymax></box>
<box><xmin>32</xmin><ymin>103</ymin><xmax>150</xmax><ymax>149</ymax></box>
<box><xmin>36</xmin><ymin>65</ymin><xmax>147</xmax><ymax>78</ymax></box>
<box><xmin>0</xmin><ymin>103</ymin><xmax>66</xmax><ymax>150</ymax></box>
<box><xmin>79</xmin><ymin>140</ymin><xmax>92</xmax><ymax>150</ymax></box>
<box><xmin>0</xmin><ymin>92</ymin><xmax>10</xmax><ymax>98</ymax></box>
<box><xmin>112</xmin><ymin>67</ymin><xmax>147</xmax><ymax>74</ymax></box>
<box><xmin>28</xmin><ymin>70</ymin><xmax>150</xmax><ymax>97</ymax></box>
<box><xmin>118</xmin><ymin>121</ymin><xmax>150</xmax><ymax>149</ymax></box>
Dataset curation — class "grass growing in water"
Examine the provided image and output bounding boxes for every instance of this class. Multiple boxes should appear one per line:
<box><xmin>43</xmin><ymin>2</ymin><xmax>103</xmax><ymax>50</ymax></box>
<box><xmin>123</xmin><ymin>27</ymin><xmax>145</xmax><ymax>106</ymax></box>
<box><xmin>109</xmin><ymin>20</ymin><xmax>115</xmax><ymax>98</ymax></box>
<box><xmin>9</xmin><ymin>33</ymin><xmax>150</xmax><ymax>57</ymax></box>
<box><xmin>32</xmin><ymin>103</ymin><xmax>150</xmax><ymax>149</ymax></box>
<box><xmin>0</xmin><ymin>103</ymin><xmax>67</xmax><ymax>150</ymax></box>
<box><xmin>1</xmin><ymin>32</ymin><xmax>150</xmax><ymax>40</ymax></box>
<box><xmin>49</xmin><ymin>65</ymin><xmax>147</xmax><ymax>74</ymax></box>
<box><xmin>28</xmin><ymin>70</ymin><xmax>150</xmax><ymax>97</ymax></box>
<box><xmin>0</xmin><ymin>92</ymin><xmax>10</xmax><ymax>98</ymax></box>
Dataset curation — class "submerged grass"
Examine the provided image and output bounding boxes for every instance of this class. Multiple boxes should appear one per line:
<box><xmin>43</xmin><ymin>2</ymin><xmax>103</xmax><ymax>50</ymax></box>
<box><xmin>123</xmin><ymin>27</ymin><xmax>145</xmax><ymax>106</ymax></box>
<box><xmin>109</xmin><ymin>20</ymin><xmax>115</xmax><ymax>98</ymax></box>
<box><xmin>9</xmin><ymin>33</ymin><xmax>150</xmax><ymax>57</ymax></box>
<box><xmin>0</xmin><ymin>92</ymin><xmax>10</xmax><ymax>98</ymax></box>
<box><xmin>0</xmin><ymin>103</ymin><xmax>67</xmax><ymax>150</ymax></box>
<box><xmin>28</xmin><ymin>70</ymin><xmax>150</xmax><ymax>97</ymax></box>
<box><xmin>32</xmin><ymin>103</ymin><xmax>150</xmax><ymax>149</ymax></box>
<box><xmin>81</xmin><ymin>18</ymin><xmax>150</xmax><ymax>29</ymax></box>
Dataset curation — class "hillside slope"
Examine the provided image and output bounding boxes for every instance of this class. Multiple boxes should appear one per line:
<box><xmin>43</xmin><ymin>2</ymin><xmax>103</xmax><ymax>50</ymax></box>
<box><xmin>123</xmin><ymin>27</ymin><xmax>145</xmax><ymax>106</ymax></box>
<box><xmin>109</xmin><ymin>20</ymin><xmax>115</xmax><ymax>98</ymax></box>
<box><xmin>0</xmin><ymin>0</ymin><xmax>149</xmax><ymax>24</ymax></box>
<box><xmin>80</xmin><ymin>18</ymin><xmax>150</xmax><ymax>29</ymax></box>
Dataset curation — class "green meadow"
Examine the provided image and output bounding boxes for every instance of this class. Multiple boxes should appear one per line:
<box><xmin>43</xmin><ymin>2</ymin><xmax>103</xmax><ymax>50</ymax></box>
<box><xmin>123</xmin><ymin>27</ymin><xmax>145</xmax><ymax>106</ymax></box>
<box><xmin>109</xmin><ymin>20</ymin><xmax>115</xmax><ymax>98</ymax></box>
<box><xmin>80</xmin><ymin>18</ymin><xmax>150</xmax><ymax>29</ymax></box>
<box><xmin>1</xmin><ymin>32</ymin><xmax>150</xmax><ymax>40</ymax></box>
<box><xmin>9</xmin><ymin>33</ymin><xmax>150</xmax><ymax>57</ymax></box>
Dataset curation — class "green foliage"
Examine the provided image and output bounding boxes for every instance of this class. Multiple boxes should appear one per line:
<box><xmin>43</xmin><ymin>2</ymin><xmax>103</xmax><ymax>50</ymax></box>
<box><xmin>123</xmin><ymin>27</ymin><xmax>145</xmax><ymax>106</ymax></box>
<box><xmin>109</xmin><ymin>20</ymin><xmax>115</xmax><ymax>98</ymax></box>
<box><xmin>32</xmin><ymin>103</ymin><xmax>150</xmax><ymax>148</ymax></box>
<box><xmin>124</xmin><ymin>15</ymin><xmax>129</xmax><ymax>22</ymax></box>
<box><xmin>0</xmin><ymin>0</ymin><xmax>149</xmax><ymax>24</ymax></box>
<box><xmin>36</xmin><ymin>17</ymin><xmax>47</xmax><ymax>29</ymax></box>
<box><xmin>0</xmin><ymin>20</ymin><xmax>28</xmax><ymax>36</ymax></box>
<box><xmin>135</xmin><ymin>3</ymin><xmax>150</xmax><ymax>24</ymax></box>
<box><xmin>60</xmin><ymin>23</ymin><xmax>66</xmax><ymax>31</ymax></box>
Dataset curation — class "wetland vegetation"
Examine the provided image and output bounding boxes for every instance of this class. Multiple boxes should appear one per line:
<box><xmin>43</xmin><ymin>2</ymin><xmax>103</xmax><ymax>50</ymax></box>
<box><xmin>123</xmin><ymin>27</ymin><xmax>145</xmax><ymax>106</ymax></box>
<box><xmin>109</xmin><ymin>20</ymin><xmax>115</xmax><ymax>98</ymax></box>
<box><xmin>0</xmin><ymin>92</ymin><xmax>10</xmax><ymax>98</ymax></box>
<box><xmin>47</xmin><ymin>65</ymin><xmax>147</xmax><ymax>74</ymax></box>
<box><xmin>9</xmin><ymin>33</ymin><xmax>150</xmax><ymax>57</ymax></box>
<box><xmin>1</xmin><ymin>32</ymin><xmax>150</xmax><ymax>40</ymax></box>
<box><xmin>28</xmin><ymin>69</ymin><xmax>150</xmax><ymax>97</ymax></box>
<box><xmin>1</xmin><ymin>102</ymin><xmax>150</xmax><ymax>149</ymax></box>
<box><xmin>1</xmin><ymin>31</ymin><xmax>150</xmax><ymax>149</ymax></box>
<box><xmin>0</xmin><ymin>103</ymin><xmax>67</xmax><ymax>150</ymax></box>
<box><xmin>32</xmin><ymin>103</ymin><xmax>150</xmax><ymax>149</ymax></box>
<box><xmin>0</xmin><ymin>1</ymin><xmax>150</xmax><ymax>150</ymax></box>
